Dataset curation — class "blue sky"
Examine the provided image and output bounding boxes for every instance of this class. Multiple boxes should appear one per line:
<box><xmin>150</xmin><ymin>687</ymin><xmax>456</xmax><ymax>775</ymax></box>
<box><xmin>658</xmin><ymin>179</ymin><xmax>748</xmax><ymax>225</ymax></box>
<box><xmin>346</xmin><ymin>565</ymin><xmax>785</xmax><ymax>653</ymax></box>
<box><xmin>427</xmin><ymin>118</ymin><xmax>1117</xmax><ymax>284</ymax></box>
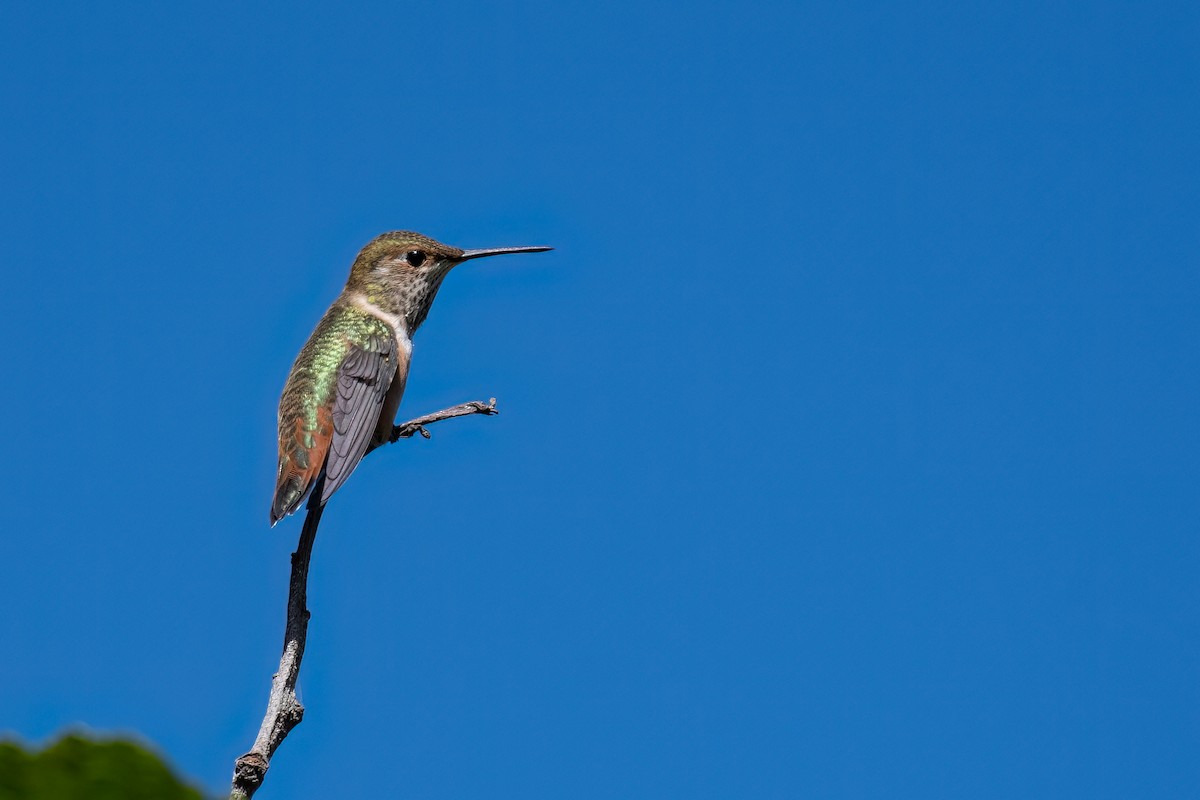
<box><xmin>0</xmin><ymin>1</ymin><xmax>1196</xmax><ymax>797</ymax></box>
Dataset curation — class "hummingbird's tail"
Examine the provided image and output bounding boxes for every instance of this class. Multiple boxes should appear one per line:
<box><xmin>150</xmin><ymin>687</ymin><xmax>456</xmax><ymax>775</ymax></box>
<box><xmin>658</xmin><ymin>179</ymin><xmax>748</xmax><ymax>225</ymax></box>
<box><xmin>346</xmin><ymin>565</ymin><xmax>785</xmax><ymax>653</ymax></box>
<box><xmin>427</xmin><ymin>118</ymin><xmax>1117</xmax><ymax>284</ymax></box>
<box><xmin>271</xmin><ymin>405</ymin><xmax>334</xmax><ymax>525</ymax></box>
<box><xmin>270</xmin><ymin>473</ymin><xmax>312</xmax><ymax>525</ymax></box>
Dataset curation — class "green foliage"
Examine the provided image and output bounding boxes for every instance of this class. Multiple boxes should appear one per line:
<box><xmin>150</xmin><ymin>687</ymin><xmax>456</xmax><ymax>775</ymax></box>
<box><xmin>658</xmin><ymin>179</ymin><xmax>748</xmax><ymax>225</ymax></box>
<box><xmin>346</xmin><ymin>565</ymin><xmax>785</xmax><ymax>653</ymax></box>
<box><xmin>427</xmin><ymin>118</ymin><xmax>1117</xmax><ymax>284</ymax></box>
<box><xmin>0</xmin><ymin>734</ymin><xmax>204</xmax><ymax>800</ymax></box>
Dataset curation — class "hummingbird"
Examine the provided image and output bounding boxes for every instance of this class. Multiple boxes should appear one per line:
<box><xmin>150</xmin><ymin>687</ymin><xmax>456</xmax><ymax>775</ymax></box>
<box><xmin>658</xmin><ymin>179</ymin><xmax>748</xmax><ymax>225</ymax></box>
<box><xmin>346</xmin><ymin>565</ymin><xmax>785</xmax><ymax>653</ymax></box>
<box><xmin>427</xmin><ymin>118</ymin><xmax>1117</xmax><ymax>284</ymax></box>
<box><xmin>270</xmin><ymin>231</ymin><xmax>551</xmax><ymax>525</ymax></box>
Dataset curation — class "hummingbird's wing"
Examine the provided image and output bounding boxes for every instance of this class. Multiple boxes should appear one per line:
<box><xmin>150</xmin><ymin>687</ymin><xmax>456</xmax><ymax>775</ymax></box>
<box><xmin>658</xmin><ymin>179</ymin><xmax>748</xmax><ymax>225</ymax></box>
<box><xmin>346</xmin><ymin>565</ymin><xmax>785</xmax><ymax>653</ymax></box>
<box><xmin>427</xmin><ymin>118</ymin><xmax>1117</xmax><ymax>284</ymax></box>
<box><xmin>320</xmin><ymin>333</ymin><xmax>397</xmax><ymax>504</ymax></box>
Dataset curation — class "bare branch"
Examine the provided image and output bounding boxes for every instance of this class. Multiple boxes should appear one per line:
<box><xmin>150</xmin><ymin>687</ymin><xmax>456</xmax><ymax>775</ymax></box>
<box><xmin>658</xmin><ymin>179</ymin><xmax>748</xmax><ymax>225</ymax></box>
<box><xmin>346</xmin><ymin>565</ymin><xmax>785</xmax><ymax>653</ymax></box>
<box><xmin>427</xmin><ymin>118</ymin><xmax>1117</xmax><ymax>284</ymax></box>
<box><xmin>230</xmin><ymin>399</ymin><xmax>499</xmax><ymax>799</ymax></box>
<box><xmin>231</xmin><ymin>476</ymin><xmax>324</xmax><ymax>799</ymax></box>
<box><xmin>376</xmin><ymin>397</ymin><xmax>498</xmax><ymax>447</ymax></box>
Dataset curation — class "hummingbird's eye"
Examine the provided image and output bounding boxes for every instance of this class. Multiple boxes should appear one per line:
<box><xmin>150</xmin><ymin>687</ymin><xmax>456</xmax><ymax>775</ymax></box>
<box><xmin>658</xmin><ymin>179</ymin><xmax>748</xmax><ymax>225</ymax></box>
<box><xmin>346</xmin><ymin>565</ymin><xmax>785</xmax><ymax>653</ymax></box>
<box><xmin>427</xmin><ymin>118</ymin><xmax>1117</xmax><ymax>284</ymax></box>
<box><xmin>405</xmin><ymin>250</ymin><xmax>427</xmax><ymax>267</ymax></box>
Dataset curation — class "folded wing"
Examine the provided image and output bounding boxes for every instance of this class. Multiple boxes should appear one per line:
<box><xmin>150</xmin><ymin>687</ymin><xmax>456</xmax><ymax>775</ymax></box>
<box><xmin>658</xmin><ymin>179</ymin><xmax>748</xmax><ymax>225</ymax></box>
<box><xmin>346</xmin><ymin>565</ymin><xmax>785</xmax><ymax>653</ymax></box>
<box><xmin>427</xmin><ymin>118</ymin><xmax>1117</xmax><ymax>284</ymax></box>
<box><xmin>321</xmin><ymin>334</ymin><xmax>397</xmax><ymax>504</ymax></box>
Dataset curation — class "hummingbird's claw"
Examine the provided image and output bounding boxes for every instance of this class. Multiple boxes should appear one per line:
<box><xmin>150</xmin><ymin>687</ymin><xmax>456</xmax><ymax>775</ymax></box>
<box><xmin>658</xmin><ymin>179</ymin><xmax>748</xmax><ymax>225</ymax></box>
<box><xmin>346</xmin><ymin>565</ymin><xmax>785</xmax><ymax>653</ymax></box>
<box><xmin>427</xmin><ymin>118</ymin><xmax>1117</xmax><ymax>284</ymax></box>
<box><xmin>389</xmin><ymin>423</ymin><xmax>431</xmax><ymax>442</ymax></box>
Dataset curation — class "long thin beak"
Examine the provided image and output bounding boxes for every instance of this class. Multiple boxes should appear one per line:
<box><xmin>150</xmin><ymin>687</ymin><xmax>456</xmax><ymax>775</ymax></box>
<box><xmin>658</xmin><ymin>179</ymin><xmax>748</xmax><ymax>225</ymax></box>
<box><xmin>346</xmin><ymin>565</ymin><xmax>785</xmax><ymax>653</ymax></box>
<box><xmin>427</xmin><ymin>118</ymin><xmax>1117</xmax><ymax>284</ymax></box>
<box><xmin>457</xmin><ymin>245</ymin><xmax>553</xmax><ymax>261</ymax></box>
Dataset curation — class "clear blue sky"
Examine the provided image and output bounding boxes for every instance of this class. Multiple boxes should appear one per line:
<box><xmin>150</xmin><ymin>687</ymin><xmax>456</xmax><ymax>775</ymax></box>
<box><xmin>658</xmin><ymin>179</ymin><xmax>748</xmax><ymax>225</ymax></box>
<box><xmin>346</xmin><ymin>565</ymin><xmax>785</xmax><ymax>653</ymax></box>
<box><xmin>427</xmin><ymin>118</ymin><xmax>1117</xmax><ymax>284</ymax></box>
<box><xmin>0</xmin><ymin>1</ymin><xmax>1196</xmax><ymax>797</ymax></box>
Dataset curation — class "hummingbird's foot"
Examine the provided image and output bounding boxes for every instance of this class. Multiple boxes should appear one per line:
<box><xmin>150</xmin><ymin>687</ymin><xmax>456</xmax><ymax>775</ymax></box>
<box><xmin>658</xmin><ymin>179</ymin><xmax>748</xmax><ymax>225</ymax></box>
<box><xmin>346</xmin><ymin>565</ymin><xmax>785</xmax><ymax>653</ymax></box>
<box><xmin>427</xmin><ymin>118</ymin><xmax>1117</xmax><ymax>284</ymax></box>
<box><xmin>388</xmin><ymin>423</ymin><xmax>429</xmax><ymax>442</ymax></box>
<box><xmin>395</xmin><ymin>423</ymin><xmax>430</xmax><ymax>441</ymax></box>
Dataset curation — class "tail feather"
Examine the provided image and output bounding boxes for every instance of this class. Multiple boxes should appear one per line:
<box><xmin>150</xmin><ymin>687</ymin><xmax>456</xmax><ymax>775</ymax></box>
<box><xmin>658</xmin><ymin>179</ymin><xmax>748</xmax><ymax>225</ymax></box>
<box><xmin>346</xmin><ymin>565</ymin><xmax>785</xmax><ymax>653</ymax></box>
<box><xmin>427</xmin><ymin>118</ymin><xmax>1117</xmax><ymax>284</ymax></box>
<box><xmin>270</xmin><ymin>405</ymin><xmax>334</xmax><ymax>526</ymax></box>
<box><xmin>270</xmin><ymin>472</ymin><xmax>312</xmax><ymax>525</ymax></box>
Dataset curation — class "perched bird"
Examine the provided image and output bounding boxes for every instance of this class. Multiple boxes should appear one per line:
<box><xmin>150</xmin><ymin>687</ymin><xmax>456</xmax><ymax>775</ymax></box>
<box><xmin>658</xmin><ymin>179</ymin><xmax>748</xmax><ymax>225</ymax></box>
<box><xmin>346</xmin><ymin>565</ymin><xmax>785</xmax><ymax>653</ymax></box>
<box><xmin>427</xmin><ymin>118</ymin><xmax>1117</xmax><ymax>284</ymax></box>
<box><xmin>270</xmin><ymin>231</ymin><xmax>551</xmax><ymax>525</ymax></box>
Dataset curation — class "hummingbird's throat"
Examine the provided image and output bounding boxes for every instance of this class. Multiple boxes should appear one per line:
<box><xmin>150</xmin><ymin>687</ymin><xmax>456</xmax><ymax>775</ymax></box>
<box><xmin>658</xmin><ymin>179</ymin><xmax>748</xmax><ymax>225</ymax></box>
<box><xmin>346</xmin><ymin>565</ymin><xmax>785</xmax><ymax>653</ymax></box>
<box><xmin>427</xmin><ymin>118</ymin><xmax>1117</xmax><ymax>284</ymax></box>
<box><xmin>358</xmin><ymin>259</ymin><xmax>454</xmax><ymax>334</ymax></box>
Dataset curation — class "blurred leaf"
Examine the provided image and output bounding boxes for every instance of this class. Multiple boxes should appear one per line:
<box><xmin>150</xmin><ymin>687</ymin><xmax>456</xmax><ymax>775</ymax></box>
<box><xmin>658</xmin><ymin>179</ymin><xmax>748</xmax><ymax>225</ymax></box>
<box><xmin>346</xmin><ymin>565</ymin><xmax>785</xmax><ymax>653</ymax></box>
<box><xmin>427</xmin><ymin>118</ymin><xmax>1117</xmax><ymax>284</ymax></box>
<box><xmin>0</xmin><ymin>734</ymin><xmax>204</xmax><ymax>800</ymax></box>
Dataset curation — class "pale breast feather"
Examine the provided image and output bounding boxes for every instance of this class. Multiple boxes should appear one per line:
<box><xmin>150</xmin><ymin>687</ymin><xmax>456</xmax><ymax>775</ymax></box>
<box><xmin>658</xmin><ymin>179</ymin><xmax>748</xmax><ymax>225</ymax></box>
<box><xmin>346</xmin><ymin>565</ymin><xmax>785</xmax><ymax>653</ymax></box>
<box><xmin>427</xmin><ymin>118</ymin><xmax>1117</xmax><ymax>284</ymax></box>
<box><xmin>347</xmin><ymin>291</ymin><xmax>413</xmax><ymax>358</ymax></box>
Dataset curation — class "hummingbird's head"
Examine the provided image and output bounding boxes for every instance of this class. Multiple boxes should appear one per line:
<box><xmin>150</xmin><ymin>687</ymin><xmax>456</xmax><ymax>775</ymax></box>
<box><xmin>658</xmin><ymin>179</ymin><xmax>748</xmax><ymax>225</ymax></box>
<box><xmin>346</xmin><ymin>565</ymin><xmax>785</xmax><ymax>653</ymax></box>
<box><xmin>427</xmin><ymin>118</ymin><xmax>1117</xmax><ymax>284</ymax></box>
<box><xmin>346</xmin><ymin>230</ymin><xmax>551</xmax><ymax>332</ymax></box>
